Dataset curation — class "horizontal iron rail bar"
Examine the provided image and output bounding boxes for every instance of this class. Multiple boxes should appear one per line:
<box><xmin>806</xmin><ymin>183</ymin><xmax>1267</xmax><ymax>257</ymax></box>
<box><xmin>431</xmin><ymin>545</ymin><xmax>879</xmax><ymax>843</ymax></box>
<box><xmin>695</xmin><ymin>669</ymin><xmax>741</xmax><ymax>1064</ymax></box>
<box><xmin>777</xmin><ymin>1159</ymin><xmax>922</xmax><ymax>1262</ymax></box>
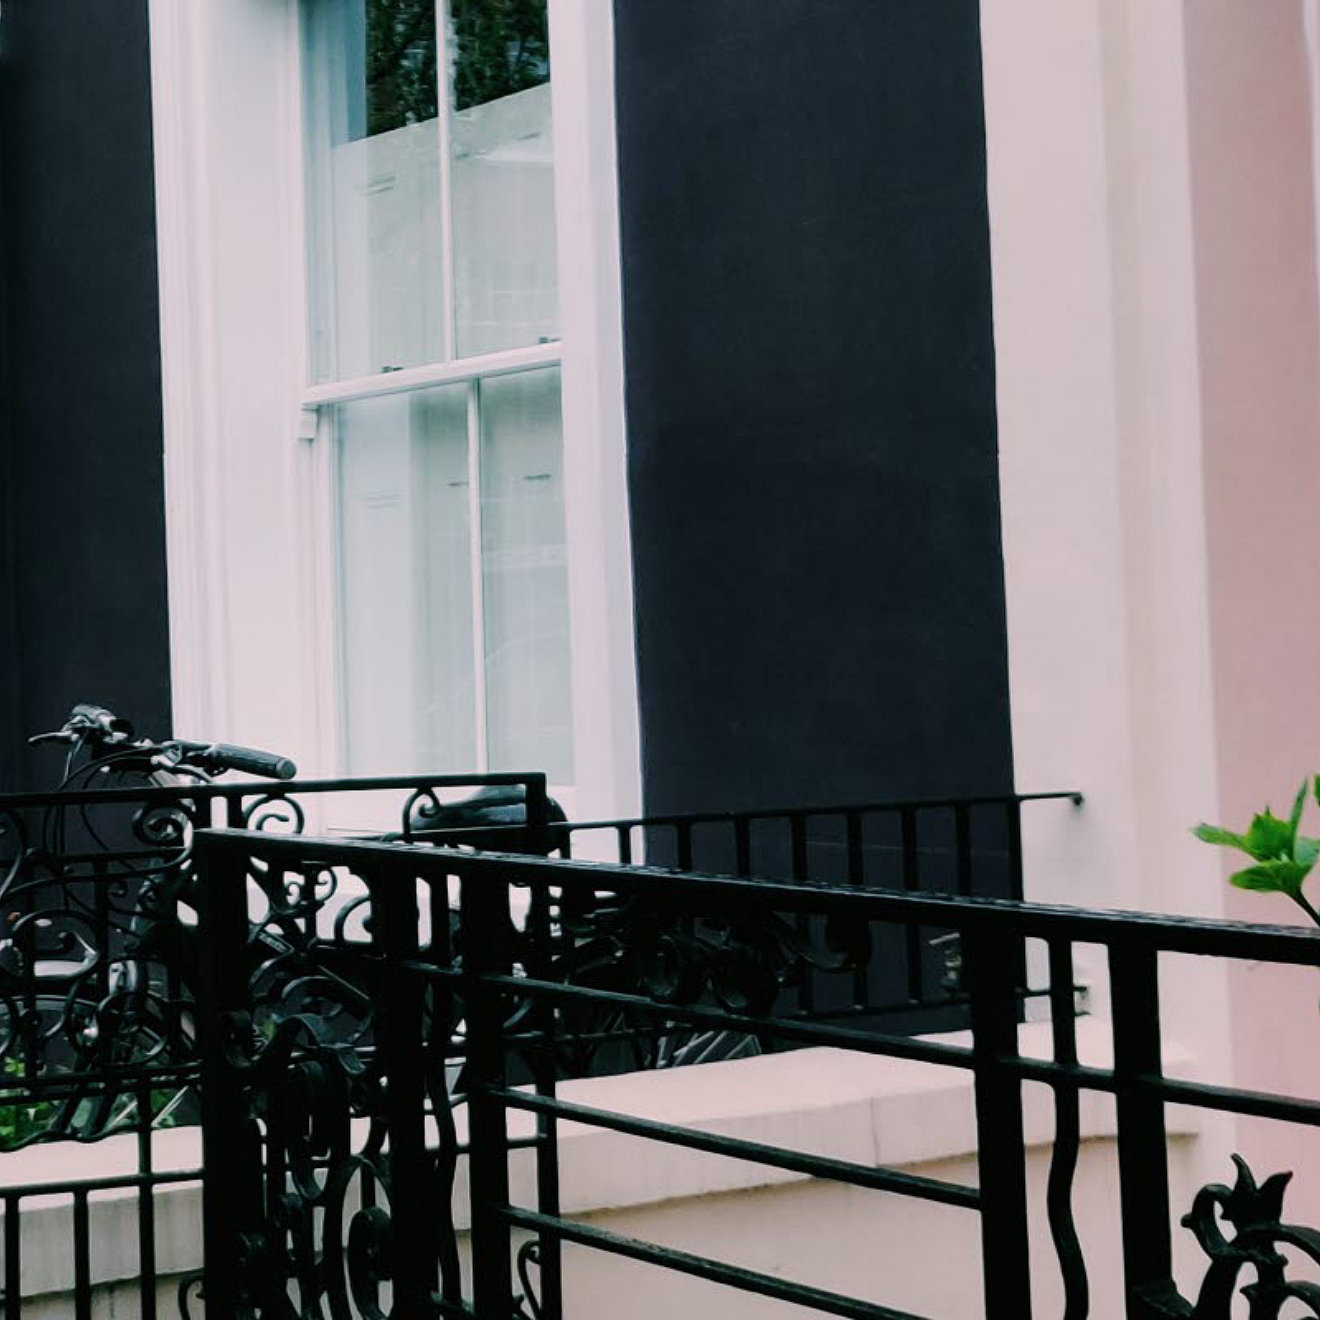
<box><xmin>492</xmin><ymin>1088</ymin><xmax>981</xmax><ymax>1209</ymax></box>
<box><xmin>979</xmin><ymin>1057</ymin><xmax>1320</xmax><ymax>1128</ymax></box>
<box><xmin>0</xmin><ymin>771</ymin><xmax>546</xmax><ymax>811</ymax></box>
<box><xmin>198</xmin><ymin>830</ymin><xmax>1320</xmax><ymax>965</ymax></box>
<box><xmin>1140</xmin><ymin>1074</ymin><xmax>1320</xmax><ymax>1128</ymax></box>
<box><xmin>450</xmin><ymin>970</ymin><xmax>977</xmax><ymax>1067</ymax></box>
<box><xmin>0</xmin><ymin>1167</ymin><xmax>200</xmax><ymax>1200</ymax></box>
<box><xmin>501</xmin><ymin>1207</ymin><xmax>929</xmax><ymax>1320</ymax></box>
<box><xmin>559</xmin><ymin>790</ymin><xmax>1083</xmax><ymax>833</ymax></box>
<box><xmin>0</xmin><ymin>1065</ymin><xmax>200</xmax><ymax>1099</ymax></box>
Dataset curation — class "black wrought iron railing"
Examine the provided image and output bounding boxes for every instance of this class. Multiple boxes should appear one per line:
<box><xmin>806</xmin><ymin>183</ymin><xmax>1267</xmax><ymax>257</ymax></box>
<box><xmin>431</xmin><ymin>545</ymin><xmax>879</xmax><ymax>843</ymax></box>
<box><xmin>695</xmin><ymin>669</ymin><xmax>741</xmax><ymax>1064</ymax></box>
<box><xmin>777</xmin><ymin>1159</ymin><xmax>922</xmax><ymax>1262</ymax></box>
<box><xmin>0</xmin><ymin>771</ymin><xmax>548</xmax><ymax>1316</ymax></box>
<box><xmin>0</xmin><ymin>776</ymin><xmax>1073</xmax><ymax>1314</ymax></box>
<box><xmin>190</xmin><ymin>827</ymin><xmax>1320</xmax><ymax>1320</ymax></box>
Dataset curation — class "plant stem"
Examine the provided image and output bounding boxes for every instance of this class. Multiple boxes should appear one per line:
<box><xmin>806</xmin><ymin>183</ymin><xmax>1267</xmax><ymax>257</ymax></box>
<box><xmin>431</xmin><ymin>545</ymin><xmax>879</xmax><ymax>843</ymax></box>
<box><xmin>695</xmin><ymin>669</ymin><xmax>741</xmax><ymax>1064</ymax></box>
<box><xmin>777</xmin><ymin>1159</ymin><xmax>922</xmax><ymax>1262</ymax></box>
<box><xmin>1293</xmin><ymin>891</ymin><xmax>1320</xmax><ymax>928</ymax></box>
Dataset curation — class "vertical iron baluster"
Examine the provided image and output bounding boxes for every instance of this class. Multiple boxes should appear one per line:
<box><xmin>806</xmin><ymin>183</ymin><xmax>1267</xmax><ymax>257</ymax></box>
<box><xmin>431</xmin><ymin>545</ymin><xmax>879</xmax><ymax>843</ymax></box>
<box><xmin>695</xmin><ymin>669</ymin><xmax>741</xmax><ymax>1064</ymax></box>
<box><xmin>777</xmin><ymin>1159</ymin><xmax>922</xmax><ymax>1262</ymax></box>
<box><xmin>789</xmin><ymin>816</ymin><xmax>815</xmax><ymax>1014</ymax></box>
<box><xmin>845</xmin><ymin>812</ymin><xmax>864</xmax><ymax>886</ymax></box>
<box><xmin>965</xmin><ymin>926</ymin><xmax>1033</xmax><ymax>1320</ymax></box>
<box><xmin>527</xmin><ymin>876</ymin><xmax>563</xmax><ymax>1320</ymax></box>
<box><xmin>1109</xmin><ymin>942</ymin><xmax>1175</xmax><ymax>1313</ymax></box>
<box><xmin>72</xmin><ymin>1189</ymin><xmax>90</xmax><ymax>1320</ymax></box>
<box><xmin>195</xmin><ymin>834</ymin><xmax>257</xmax><ymax>1318</ymax></box>
<box><xmin>1006</xmin><ymin>799</ymin><xmax>1024</xmax><ymax>902</ymax></box>
<box><xmin>1047</xmin><ymin>941</ymin><xmax>1088</xmax><ymax>1319</ymax></box>
<box><xmin>464</xmin><ymin>861</ymin><xmax>515</xmax><ymax>1318</ymax></box>
<box><xmin>901</xmin><ymin>809</ymin><xmax>923</xmax><ymax>1002</ymax></box>
<box><xmin>429</xmin><ymin>869</ymin><xmax>465</xmax><ymax>1309</ymax></box>
<box><xmin>675</xmin><ymin>822</ymin><xmax>694</xmax><ymax>873</ymax></box>
<box><xmin>525</xmin><ymin>775</ymin><xmax>550</xmax><ymax>856</ymax></box>
<box><xmin>616</xmin><ymin>825</ymin><xmax>632</xmax><ymax>865</ymax></box>
<box><xmin>789</xmin><ymin>814</ymin><xmax>808</xmax><ymax>882</ymax></box>
<box><xmin>137</xmin><ymin>1077</ymin><xmax>158</xmax><ymax>1320</ymax></box>
<box><xmin>372</xmin><ymin>860</ymin><xmax>437</xmax><ymax>1314</ymax></box>
<box><xmin>1006</xmin><ymin>800</ymin><xmax>1030</xmax><ymax>1002</ymax></box>
<box><xmin>4</xmin><ymin>1195</ymin><xmax>20</xmax><ymax>1320</ymax></box>
<box><xmin>846</xmin><ymin>813</ymin><xmax>868</xmax><ymax>1007</ymax></box>
<box><xmin>734</xmin><ymin>817</ymin><xmax>752</xmax><ymax>877</ymax></box>
<box><xmin>955</xmin><ymin>804</ymin><xmax>973</xmax><ymax>897</ymax></box>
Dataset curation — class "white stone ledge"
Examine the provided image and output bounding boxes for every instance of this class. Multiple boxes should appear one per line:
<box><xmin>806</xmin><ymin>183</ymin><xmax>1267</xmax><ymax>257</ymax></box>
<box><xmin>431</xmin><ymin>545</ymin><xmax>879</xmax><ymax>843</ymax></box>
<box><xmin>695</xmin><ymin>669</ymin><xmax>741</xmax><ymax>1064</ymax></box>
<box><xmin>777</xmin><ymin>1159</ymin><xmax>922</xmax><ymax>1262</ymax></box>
<box><xmin>0</xmin><ymin>1018</ymin><xmax>1195</xmax><ymax>1298</ymax></box>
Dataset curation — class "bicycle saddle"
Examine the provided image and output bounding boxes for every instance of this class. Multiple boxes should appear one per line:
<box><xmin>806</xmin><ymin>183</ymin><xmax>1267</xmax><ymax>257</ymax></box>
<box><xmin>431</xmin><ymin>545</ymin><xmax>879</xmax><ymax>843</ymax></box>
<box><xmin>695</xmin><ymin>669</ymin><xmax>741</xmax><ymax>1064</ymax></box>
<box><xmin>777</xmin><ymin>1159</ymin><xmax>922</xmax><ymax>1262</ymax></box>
<box><xmin>404</xmin><ymin>784</ymin><xmax>566</xmax><ymax>851</ymax></box>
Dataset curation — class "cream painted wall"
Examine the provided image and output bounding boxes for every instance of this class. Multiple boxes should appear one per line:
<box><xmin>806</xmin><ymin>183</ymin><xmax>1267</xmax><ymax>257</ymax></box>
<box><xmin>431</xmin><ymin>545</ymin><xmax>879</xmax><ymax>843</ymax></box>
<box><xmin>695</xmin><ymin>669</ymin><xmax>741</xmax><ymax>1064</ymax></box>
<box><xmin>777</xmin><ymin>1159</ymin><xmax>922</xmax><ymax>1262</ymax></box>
<box><xmin>1183</xmin><ymin>0</ymin><xmax>1320</xmax><ymax>1210</ymax></box>
<box><xmin>984</xmin><ymin>0</ymin><xmax>1320</xmax><ymax>1217</ymax></box>
<box><xmin>981</xmin><ymin>0</ymin><xmax>1232</xmax><ymax>1093</ymax></box>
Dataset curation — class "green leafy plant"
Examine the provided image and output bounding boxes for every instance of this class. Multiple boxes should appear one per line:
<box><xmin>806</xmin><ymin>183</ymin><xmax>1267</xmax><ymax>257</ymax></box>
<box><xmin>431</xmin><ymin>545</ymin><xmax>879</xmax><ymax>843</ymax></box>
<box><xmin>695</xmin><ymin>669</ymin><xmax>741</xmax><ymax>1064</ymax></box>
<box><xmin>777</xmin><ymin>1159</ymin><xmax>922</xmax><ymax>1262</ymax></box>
<box><xmin>0</xmin><ymin>1057</ymin><xmax>187</xmax><ymax>1152</ymax></box>
<box><xmin>0</xmin><ymin>1059</ymin><xmax>61</xmax><ymax>1151</ymax></box>
<box><xmin>1193</xmin><ymin>777</ymin><xmax>1320</xmax><ymax>927</ymax></box>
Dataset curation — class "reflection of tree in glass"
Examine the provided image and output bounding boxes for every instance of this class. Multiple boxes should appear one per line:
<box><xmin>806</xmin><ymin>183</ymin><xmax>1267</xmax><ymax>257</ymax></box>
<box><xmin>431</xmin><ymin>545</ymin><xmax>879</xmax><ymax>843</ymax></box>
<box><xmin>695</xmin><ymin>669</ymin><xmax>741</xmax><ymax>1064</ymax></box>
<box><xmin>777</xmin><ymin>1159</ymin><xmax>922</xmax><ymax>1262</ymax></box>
<box><xmin>365</xmin><ymin>0</ymin><xmax>549</xmax><ymax>133</ymax></box>
<box><xmin>367</xmin><ymin>0</ymin><xmax>438</xmax><ymax>135</ymax></box>
<box><xmin>450</xmin><ymin>0</ymin><xmax>549</xmax><ymax>112</ymax></box>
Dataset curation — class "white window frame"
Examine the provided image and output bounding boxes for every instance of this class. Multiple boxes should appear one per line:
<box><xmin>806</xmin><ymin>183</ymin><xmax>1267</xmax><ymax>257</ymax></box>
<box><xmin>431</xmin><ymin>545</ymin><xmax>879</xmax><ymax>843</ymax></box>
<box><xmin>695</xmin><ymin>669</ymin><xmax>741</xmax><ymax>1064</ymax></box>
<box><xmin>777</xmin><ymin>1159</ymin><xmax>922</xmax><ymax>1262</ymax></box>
<box><xmin>149</xmin><ymin>0</ymin><xmax>640</xmax><ymax>821</ymax></box>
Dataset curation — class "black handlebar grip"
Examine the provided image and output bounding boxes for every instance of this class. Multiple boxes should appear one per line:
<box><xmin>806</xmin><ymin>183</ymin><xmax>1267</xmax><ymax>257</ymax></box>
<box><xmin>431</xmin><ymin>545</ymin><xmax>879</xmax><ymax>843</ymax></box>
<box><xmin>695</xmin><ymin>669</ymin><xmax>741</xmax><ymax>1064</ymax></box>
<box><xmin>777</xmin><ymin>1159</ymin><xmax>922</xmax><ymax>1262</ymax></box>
<box><xmin>70</xmin><ymin>704</ymin><xmax>134</xmax><ymax>737</ymax></box>
<box><xmin>206</xmin><ymin>743</ymin><xmax>298</xmax><ymax>780</ymax></box>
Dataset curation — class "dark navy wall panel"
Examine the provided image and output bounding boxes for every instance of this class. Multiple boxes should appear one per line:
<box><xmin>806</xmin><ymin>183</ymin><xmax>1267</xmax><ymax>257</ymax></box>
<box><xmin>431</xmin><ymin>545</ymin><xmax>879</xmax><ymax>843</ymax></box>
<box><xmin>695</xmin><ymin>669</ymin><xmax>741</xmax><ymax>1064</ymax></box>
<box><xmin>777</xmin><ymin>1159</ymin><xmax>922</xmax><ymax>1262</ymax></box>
<box><xmin>0</xmin><ymin>0</ymin><xmax>172</xmax><ymax>789</ymax></box>
<box><xmin>613</xmin><ymin>0</ymin><xmax>1013</xmax><ymax>812</ymax></box>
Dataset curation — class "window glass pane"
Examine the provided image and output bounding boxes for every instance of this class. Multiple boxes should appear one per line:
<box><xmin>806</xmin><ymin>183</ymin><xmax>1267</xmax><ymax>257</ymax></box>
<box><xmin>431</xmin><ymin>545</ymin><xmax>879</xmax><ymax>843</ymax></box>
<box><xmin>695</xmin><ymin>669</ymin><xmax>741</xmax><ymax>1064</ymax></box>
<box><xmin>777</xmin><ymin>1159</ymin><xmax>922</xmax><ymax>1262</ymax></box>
<box><xmin>337</xmin><ymin>385</ymin><xmax>476</xmax><ymax>773</ymax></box>
<box><xmin>449</xmin><ymin>0</ymin><xmax>559</xmax><ymax>357</ymax></box>
<box><xmin>479</xmin><ymin>369</ymin><xmax>573</xmax><ymax>781</ymax></box>
<box><xmin>304</xmin><ymin>0</ymin><xmax>446</xmax><ymax>381</ymax></box>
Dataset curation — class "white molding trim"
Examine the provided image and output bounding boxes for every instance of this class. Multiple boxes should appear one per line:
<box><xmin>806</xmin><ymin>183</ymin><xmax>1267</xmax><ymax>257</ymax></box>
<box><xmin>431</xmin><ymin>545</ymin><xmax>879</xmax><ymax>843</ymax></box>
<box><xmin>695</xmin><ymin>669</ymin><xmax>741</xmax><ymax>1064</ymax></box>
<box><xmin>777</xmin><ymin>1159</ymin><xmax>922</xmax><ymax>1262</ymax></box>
<box><xmin>301</xmin><ymin>340</ymin><xmax>562</xmax><ymax>409</ymax></box>
<box><xmin>147</xmin><ymin>0</ymin><xmax>235</xmax><ymax>740</ymax></box>
<box><xmin>549</xmin><ymin>0</ymin><xmax>643</xmax><ymax>819</ymax></box>
<box><xmin>148</xmin><ymin>0</ymin><xmax>640</xmax><ymax>810</ymax></box>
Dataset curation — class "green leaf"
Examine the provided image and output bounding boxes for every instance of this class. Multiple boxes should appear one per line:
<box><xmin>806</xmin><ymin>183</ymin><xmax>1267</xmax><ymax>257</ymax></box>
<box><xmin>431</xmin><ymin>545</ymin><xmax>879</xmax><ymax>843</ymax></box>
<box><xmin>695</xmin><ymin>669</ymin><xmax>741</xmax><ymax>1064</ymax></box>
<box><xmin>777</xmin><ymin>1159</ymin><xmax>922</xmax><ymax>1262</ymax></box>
<box><xmin>1297</xmin><ymin>836</ymin><xmax>1320</xmax><ymax>868</ymax></box>
<box><xmin>1243</xmin><ymin>810</ymin><xmax>1295</xmax><ymax>861</ymax></box>
<box><xmin>1230</xmin><ymin>859</ymin><xmax>1312</xmax><ymax>898</ymax></box>
<box><xmin>1290</xmin><ymin>780</ymin><xmax>1309</xmax><ymax>849</ymax></box>
<box><xmin>1192</xmin><ymin>823</ymin><xmax>1250</xmax><ymax>850</ymax></box>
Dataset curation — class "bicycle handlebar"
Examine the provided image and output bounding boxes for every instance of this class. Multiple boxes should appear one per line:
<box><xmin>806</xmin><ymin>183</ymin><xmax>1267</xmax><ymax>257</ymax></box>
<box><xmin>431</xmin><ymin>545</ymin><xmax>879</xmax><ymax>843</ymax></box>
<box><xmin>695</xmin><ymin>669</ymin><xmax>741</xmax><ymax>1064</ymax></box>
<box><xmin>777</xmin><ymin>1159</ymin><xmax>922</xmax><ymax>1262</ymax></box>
<box><xmin>173</xmin><ymin>741</ymin><xmax>298</xmax><ymax>781</ymax></box>
<box><xmin>29</xmin><ymin>704</ymin><xmax>299</xmax><ymax>781</ymax></box>
<box><xmin>69</xmin><ymin>704</ymin><xmax>134</xmax><ymax>739</ymax></box>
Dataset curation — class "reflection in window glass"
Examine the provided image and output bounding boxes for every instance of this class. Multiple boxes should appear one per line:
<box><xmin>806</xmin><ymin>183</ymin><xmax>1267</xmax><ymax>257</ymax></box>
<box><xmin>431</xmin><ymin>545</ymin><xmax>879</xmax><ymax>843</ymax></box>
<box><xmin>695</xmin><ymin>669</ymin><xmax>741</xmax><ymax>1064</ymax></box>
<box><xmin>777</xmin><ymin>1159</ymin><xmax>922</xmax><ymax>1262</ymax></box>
<box><xmin>480</xmin><ymin>369</ymin><xmax>573</xmax><ymax>782</ymax></box>
<box><xmin>302</xmin><ymin>0</ymin><xmax>559</xmax><ymax>377</ymax></box>
<box><xmin>303</xmin><ymin>0</ymin><xmax>446</xmax><ymax>381</ymax></box>
<box><xmin>337</xmin><ymin>386</ymin><xmax>476</xmax><ymax>773</ymax></box>
<box><xmin>336</xmin><ymin>371</ymin><xmax>573</xmax><ymax>782</ymax></box>
<box><xmin>449</xmin><ymin>0</ymin><xmax>550</xmax><ymax>112</ymax></box>
<box><xmin>449</xmin><ymin>0</ymin><xmax>559</xmax><ymax>357</ymax></box>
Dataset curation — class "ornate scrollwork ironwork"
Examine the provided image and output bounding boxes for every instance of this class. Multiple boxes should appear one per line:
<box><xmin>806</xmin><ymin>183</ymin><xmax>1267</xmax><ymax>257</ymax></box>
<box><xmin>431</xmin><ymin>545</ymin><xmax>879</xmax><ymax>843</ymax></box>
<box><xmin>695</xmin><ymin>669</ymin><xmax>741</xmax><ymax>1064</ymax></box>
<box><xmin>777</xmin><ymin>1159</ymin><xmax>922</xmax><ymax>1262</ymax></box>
<box><xmin>555</xmin><ymin>887</ymin><xmax>870</xmax><ymax>1015</ymax></box>
<box><xmin>514</xmin><ymin>1239</ymin><xmax>545</xmax><ymax>1320</ymax></box>
<box><xmin>204</xmin><ymin>856</ymin><xmax>472</xmax><ymax>1319</ymax></box>
<box><xmin>1176</xmin><ymin>1154</ymin><xmax>1320</xmax><ymax>1319</ymax></box>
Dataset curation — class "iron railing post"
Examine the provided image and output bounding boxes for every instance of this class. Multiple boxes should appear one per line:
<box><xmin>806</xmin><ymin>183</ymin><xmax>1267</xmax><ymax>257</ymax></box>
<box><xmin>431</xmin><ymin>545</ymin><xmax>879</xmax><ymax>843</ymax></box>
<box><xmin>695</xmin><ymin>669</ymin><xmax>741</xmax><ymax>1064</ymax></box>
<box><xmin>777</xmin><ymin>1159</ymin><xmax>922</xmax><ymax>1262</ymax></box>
<box><xmin>1110</xmin><ymin>942</ymin><xmax>1176</xmax><ymax>1313</ymax></box>
<box><xmin>194</xmin><ymin>833</ymin><xmax>257</xmax><ymax>1318</ymax></box>
<box><xmin>464</xmin><ymin>861</ymin><xmax>516</xmax><ymax>1317</ymax></box>
<box><xmin>525</xmin><ymin>773</ymin><xmax>550</xmax><ymax>856</ymax></box>
<box><xmin>965</xmin><ymin>926</ymin><xmax>1033</xmax><ymax>1319</ymax></box>
<box><xmin>370</xmin><ymin>860</ymin><xmax>437</xmax><ymax>1317</ymax></box>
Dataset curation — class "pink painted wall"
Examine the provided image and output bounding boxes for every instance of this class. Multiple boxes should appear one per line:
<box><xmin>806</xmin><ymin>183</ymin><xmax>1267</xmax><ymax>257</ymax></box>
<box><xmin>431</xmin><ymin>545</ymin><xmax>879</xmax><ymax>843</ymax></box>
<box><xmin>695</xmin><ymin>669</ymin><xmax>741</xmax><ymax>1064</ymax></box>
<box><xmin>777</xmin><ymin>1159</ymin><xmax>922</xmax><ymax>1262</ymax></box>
<box><xmin>1184</xmin><ymin>0</ymin><xmax>1320</xmax><ymax>1206</ymax></box>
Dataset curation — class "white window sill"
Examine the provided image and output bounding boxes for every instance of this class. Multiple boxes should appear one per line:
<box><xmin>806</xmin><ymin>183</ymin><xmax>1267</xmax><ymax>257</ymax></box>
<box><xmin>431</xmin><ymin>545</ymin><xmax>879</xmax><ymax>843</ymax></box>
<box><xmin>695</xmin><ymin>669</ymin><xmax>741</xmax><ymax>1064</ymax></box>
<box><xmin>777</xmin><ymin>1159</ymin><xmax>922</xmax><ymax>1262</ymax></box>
<box><xmin>0</xmin><ymin>1018</ymin><xmax>1196</xmax><ymax>1297</ymax></box>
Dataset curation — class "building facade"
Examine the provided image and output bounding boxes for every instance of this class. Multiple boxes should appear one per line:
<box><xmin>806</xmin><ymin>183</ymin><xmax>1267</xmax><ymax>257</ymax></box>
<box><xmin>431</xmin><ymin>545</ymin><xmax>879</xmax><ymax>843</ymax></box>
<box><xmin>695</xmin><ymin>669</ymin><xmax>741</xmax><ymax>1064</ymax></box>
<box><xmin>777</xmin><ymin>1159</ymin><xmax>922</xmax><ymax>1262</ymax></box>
<box><xmin>4</xmin><ymin>0</ymin><xmax>1320</xmax><ymax>1228</ymax></box>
